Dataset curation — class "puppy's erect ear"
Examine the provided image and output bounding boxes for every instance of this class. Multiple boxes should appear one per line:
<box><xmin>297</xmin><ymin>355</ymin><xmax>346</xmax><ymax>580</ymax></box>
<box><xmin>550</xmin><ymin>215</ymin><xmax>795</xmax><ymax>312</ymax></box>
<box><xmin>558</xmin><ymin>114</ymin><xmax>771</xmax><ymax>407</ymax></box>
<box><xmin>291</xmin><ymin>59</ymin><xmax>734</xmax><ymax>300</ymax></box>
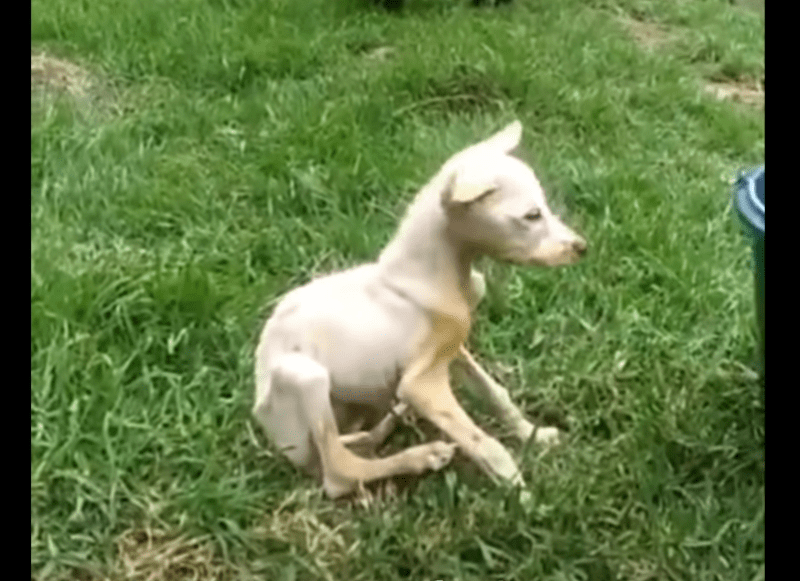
<box><xmin>441</xmin><ymin>121</ymin><xmax>522</xmax><ymax>206</ymax></box>
<box><xmin>443</xmin><ymin>164</ymin><xmax>498</xmax><ymax>205</ymax></box>
<box><xmin>480</xmin><ymin>120</ymin><xmax>522</xmax><ymax>153</ymax></box>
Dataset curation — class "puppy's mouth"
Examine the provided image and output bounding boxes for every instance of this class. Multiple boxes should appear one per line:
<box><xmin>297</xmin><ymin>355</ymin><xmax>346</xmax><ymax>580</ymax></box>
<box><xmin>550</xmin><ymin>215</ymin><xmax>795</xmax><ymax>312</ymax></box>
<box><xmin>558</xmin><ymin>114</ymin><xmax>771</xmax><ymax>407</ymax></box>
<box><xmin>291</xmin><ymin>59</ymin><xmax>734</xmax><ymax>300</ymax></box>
<box><xmin>528</xmin><ymin>254</ymin><xmax>583</xmax><ymax>267</ymax></box>
<box><xmin>501</xmin><ymin>245</ymin><xmax>586</xmax><ymax>267</ymax></box>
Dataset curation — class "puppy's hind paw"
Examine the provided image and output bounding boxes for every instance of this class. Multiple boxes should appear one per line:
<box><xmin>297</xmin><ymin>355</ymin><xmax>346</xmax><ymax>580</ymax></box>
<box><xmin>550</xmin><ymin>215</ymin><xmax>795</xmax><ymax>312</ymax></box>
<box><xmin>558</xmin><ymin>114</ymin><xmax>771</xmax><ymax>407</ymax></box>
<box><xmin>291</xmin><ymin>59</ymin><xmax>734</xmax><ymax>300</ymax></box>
<box><xmin>533</xmin><ymin>426</ymin><xmax>564</xmax><ymax>448</ymax></box>
<box><xmin>424</xmin><ymin>441</ymin><xmax>458</xmax><ymax>471</ymax></box>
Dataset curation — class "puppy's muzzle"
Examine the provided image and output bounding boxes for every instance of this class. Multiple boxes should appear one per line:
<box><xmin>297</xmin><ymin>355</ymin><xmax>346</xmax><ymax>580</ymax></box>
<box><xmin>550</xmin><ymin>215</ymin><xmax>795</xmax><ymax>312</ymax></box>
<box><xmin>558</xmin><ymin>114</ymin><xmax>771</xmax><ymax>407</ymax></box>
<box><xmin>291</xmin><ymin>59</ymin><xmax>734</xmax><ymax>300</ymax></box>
<box><xmin>572</xmin><ymin>239</ymin><xmax>588</xmax><ymax>257</ymax></box>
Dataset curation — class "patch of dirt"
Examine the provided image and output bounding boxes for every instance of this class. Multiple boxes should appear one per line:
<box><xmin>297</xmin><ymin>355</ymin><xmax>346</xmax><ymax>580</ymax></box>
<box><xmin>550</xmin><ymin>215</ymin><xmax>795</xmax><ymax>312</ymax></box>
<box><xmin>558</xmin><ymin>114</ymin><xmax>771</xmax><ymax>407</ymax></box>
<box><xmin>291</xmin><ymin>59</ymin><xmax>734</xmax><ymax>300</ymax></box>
<box><xmin>31</xmin><ymin>52</ymin><xmax>94</xmax><ymax>98</ymax></box>
<box><xmin>618</xmin><ymin>16</ymin><xmax>764</xmax><ymax>109</ymax></box>
<box><xmin>733</xmin><ymin>0</ymin><xmax>764</xmax><ymax>16</ymax></box>
<box><xmin>31</xmin><ymin>50</ymin><xmax>117</xmax><ymax>120</ymax></box>
<box><xmin>702</xmin><ymin>77</ymin><xmax>764</xmax><ymax>108</ymax></box>
<box><xmin>619</xmin><ymin>16</ymin><xmax>676</xmax><ymax>51</ymax></box>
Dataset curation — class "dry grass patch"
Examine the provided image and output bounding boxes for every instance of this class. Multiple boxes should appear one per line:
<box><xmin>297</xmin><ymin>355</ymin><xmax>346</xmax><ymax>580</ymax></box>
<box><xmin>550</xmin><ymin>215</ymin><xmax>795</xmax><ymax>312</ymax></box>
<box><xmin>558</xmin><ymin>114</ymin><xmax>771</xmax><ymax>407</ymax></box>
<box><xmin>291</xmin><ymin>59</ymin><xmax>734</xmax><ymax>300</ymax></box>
<box><xmin>112</xmin><ymin>526</ymin><xmax>237</xmax><ymax>581</ymax></box>
<box><xmin>32</xmin><ymin>526</ymin><xmax>239</xmax><ymax>581</ymax></box>
<box><xmin>250</xmin><ymin>489</ymin><xmax>356</xmax><ymax>580</ymax></box>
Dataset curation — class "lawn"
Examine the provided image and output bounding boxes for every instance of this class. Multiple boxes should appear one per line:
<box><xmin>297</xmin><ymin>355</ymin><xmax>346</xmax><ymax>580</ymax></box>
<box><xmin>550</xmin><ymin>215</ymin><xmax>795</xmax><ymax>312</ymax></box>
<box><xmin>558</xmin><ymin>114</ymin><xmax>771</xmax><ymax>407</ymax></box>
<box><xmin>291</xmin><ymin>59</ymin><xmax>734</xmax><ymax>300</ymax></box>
<box><xmin>31</xmin><ymin>0</ymin><xmax>764</xmax><ymax>579</ymax></box>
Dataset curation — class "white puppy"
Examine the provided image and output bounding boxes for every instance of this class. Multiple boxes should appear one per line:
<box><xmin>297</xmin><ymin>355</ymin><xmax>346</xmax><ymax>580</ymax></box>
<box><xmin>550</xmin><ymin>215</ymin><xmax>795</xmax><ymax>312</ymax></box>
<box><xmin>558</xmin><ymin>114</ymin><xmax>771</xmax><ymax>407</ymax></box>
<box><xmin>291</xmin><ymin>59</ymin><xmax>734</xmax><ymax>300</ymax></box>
<box><xmin>253</xmin><ymin>121</ymin><xmax>587</xmax><ymax>498</ymax></box>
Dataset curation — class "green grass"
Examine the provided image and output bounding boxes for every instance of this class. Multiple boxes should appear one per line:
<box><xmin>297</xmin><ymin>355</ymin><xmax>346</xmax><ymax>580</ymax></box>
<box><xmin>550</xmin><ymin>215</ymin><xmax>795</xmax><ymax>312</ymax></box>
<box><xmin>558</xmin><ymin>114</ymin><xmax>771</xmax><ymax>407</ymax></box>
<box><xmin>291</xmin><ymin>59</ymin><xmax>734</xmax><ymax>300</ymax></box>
<box><xmin>31</xmin><ymin>0</ymin><xmax>764</xmax><ymax>579</ymax></box>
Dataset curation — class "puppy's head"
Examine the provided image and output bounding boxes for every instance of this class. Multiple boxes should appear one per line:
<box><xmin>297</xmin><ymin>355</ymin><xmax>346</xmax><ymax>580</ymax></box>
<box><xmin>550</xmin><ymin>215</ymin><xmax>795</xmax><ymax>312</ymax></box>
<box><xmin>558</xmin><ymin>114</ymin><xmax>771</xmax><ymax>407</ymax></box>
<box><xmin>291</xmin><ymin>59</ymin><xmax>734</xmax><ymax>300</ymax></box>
<box><xmin>441</xmin><ymin>121</ymin><xmax>587</xmax><ymax>267</ymax></box>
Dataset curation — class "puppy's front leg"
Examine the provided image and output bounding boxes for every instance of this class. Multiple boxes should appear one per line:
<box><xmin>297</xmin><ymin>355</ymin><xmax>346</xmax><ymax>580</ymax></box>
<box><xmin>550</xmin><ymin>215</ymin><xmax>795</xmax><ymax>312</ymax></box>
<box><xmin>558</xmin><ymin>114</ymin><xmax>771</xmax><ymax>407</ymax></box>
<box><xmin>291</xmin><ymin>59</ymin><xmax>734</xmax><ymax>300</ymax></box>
<box><xmin>453</xmin><ymin>347</ymin><xmax>561</xmax><ymax>446</ymax></box>
<box><xmin>398</xmin><ymin>365</ymin><xmax>524</xmax><ymax>486</ymax></box>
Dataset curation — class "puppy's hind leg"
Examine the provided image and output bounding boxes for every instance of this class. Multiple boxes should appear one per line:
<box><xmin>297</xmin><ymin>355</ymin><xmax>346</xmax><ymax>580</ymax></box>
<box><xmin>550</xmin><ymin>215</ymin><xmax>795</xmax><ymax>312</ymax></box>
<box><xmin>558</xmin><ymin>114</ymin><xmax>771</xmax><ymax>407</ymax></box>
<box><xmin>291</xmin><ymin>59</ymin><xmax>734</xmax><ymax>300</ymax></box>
<box><xmin>272</xmin><ymin>354</ymin><xmax>456</xmax><ymax>499</ymax></box>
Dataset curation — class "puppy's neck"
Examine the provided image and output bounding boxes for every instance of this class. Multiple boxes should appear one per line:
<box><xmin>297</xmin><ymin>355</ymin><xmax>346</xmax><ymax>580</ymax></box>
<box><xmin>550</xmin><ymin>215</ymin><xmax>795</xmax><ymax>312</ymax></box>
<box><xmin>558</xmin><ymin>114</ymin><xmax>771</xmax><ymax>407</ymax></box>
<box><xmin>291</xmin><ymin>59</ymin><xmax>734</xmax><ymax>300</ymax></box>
<box><xmin>378</xmin><ymin>175</ymin><xmax>475</xmax><ymax>328</ymax></box>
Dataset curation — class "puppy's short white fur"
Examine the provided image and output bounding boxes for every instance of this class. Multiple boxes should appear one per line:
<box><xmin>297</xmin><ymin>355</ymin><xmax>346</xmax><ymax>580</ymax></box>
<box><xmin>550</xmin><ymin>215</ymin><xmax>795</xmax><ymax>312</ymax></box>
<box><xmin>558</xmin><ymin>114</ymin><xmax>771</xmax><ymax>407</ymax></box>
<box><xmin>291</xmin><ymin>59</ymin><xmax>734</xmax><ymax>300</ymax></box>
<box><xmin>254</xmin><ymin>121</ymin><xmax>587</xmax><ymax>498</ymax></box>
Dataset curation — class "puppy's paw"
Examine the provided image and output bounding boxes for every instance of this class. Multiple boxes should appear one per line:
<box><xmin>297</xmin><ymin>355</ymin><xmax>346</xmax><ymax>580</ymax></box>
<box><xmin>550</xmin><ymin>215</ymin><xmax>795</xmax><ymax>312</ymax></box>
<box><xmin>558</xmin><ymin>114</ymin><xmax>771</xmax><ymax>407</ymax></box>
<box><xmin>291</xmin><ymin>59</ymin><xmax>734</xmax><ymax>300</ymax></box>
<box><xmin>424</xmin><ymin>441</ymin><xmax>458</xmax><ymax>471</ymax></box>
<box><xmin>534</xmin><ymin>426</ymin><xmax>563</xmax><ymax>448</ymax></box>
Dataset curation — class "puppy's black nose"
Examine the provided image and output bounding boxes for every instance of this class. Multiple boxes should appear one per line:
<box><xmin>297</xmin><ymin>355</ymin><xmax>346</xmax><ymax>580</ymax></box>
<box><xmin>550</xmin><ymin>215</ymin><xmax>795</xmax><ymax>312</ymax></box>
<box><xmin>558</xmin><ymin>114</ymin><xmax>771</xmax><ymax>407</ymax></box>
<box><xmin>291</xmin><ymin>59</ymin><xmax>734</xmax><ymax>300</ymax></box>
<box><xmin>573</xmin><ymin>239</ymin><xmax>588</xmax><ymax>256</ymax></box>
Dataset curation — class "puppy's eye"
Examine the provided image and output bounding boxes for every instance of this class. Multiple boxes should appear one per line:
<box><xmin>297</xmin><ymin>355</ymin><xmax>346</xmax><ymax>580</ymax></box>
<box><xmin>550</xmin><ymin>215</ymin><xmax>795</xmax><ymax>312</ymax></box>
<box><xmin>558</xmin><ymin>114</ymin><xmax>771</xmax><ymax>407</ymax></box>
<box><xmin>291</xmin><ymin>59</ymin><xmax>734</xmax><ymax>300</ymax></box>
<box><xmin>524</xmin><ymin>210</ymin><xmax>542</xmax><ymax>221</ymax></box>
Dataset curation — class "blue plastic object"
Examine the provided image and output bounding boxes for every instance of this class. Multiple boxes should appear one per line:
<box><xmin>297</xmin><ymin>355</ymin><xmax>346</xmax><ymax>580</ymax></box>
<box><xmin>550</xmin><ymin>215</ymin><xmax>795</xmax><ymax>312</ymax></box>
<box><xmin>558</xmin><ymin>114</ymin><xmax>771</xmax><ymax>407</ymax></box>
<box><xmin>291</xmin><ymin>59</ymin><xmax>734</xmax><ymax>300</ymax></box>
<box><xmin>733</xmin><ymin>166</ymin><xmax>764</xmax><ymax>401</ymax></box>
<box><xmin>734</xmin><ymin>166</ymin><xmax>765</xmax><ymax>243</ymax></box>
